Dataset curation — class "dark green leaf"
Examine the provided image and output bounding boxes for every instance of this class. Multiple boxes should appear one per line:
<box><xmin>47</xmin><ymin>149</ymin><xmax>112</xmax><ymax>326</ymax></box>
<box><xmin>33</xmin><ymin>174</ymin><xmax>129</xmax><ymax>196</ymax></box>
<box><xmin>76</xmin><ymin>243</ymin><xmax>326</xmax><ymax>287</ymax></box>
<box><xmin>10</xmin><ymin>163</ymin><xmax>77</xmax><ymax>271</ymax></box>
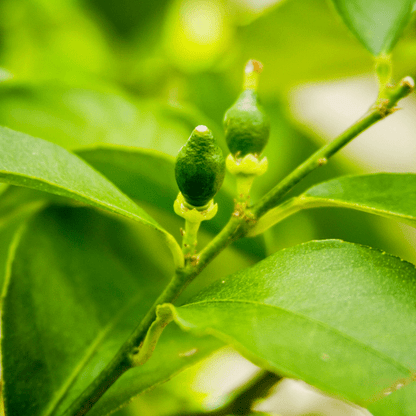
<box><xmin>303</xmin><ymin>173</ymin><xmax>416</xmax><ymax>227</ymax></box>
<box><xmin>0</xmin><ymin>188</ymin><xmax>48</xmax><ymax>297</ymax></box>
<box><xmin>172</xmin><ymin>240</ymin><xmax>416</xmax><ymax>406</ymax></box>
<box><xmin>2</xmin><ymin>206</ymin><xmax>220</xmax><ymax>416</ymax></box>
<box><xmin>330</xmin><ymin>0</ymin><xmax>412</xmax><ymax>55</ymax></box>
<box><xmin>0</xmin><ymin>187</ymin><xmax>48</xmax><ymax>225</ymax></box>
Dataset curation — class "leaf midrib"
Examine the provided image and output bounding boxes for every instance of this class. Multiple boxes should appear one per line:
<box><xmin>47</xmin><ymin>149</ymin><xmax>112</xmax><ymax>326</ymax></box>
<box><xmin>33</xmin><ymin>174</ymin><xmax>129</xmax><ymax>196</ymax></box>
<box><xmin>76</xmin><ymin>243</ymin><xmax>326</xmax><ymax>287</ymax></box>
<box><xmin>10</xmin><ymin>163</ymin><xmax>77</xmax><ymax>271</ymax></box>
<box><xmin>302</xmin><ymin>195</ymin><xmax>416</xmax><ymax>224</ymax></box>
<box><xmin>42</xmin><ymin>292</ymin><xmax>145</xmax><ymax>416</ymax></box>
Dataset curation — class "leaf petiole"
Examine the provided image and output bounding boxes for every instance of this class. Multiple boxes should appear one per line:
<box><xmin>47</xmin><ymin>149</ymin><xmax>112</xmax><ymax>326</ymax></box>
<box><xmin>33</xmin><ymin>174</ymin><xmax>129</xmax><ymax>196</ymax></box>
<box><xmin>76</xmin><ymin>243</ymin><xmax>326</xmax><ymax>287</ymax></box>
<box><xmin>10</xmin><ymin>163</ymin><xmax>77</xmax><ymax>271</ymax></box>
<box><xmin>130</xmin><ymin>304</ymin><xmax>175</xmax><ymax>367</ymax></box>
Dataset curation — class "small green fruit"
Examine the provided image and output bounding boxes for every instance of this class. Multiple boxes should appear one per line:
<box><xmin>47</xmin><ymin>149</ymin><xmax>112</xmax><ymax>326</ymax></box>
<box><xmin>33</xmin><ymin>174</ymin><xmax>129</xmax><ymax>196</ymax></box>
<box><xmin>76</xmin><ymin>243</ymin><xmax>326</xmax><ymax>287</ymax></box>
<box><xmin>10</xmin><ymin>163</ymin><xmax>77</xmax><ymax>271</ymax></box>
<box><xmin>224</xmin><ymin>90</ymin><xmax>270</xmax><ymax>157</ymax></box>
<box><xmin>223</xmin><ymin>60</ymin><xmax>270</xmax><ymax>158</ymax></box>
<box><xmin>175</xmin><ymin>125</ymin><xmax>225</xmax><ymax>207</ymax></box>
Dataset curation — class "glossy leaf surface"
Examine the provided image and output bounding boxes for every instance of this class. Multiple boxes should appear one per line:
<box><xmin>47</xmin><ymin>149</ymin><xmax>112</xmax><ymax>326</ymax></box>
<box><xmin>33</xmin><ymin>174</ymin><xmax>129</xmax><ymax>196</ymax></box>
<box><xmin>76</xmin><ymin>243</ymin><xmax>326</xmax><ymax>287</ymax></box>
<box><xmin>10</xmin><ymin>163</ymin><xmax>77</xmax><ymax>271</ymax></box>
<box><xmin>172</xmin><ymin>240</ymin><xmax>416</xmax><ymax>406</ymax></box>
<box><xmin>2</xmin><ymin>206</ymin><xmax>220</xmax><ymax>416</ymax></box>
<box><xmin>330</xmin><ymin>0</ymin><xmax>412</xmax><ymax>55</ymax></box>
<box><xmin>0</xmin><ymin>125</ymin><xmax>173</xmax><ymax>236</ymax></box>
<box><xmin>303</xmin><ymin>173</ymin><xmax>416</xmax><ymax>227</ymax></box>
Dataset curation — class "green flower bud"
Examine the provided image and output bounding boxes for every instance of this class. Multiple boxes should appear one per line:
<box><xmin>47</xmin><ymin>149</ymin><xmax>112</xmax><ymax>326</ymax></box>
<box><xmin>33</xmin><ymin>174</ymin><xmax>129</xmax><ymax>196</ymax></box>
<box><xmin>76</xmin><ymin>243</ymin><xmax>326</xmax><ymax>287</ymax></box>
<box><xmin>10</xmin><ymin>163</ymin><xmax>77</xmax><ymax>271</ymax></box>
<box><xmin>223</xmin><ymin>60</ymin><xmax>270</xmax><ymax>158</ymax></box>
<box><xmin>175</xmin><ymin>125</ymin><xmax>225</xmax><ymax>207</ymax></box>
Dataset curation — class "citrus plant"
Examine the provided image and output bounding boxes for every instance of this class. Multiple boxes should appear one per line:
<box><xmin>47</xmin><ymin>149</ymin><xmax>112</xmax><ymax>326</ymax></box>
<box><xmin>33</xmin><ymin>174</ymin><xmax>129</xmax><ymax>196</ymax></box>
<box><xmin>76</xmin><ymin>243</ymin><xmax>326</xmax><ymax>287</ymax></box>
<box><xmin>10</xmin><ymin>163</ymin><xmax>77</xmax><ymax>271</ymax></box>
<box><xmin>1</xmin><ymin>1</ymin><xmax>416</xmax><ymax>416</ymax></box>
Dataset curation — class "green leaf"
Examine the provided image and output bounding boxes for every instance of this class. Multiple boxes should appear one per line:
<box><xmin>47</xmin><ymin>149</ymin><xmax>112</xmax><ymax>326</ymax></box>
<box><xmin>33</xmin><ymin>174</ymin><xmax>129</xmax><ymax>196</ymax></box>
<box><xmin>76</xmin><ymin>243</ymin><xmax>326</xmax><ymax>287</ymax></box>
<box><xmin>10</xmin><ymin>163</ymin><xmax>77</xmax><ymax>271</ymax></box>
<box><xmin>0</xmin><ymin>125</ymin><xmax>182</xmax><ymax>264</ymax></box>
<box><xmin>250</xmin><ymin>173</ymin><xmax>416</xmax><ymax>237</ymax></box>
<box><xmin>77</xmin><ymin>145</ymin><xmax>179</xmax><ymax>215</ymax></box>
<box><xmin>0</xmin><ymin>125</ymin><xmax>157</xmax><ymax>227</ymax></box>
<box><xmin>330</xmin><ymin>0</ymin><xmax>412</xmax><ymax>55</ymax></box>
<box><xmin>303</xmin><ymin>173</ymin><xmax>416</xmax><ymax>227</ymax></box>
<box><xmin>0</xmin><ymin>187</ymin><xmax>47</xmax><ymax>226</ymax></box>
<box><xmin>2</xmin><ymin>206</ymin><xmax>220</xmax><ymax>416</ymax></box>
<box><xmin>171</xmin><ymin>240</ymin><xmax>416</xmax><ymax>407</ymax></box>
<box><xmin>0</xmin><ymin>219</ymin><xmax>26</xmax><ymax>298</ymax></box>
<box><xmin>88</xmin><ymin>327</ymin><xmax>221</xmax><ymax>416</ymax></box>
<box><xmin>0</xmin><ymin>83</ymin><xmax>216</xmax><ymax>152</ymax></box>
<box><xmin>0</xmin><ymin>188</ymin><xmax>48</xmax><ymax>298</ymax></box>
<box><xmin>368</xmin><ymin>382</ymin><xmax>416</xmax><ymax>415</ymax></box>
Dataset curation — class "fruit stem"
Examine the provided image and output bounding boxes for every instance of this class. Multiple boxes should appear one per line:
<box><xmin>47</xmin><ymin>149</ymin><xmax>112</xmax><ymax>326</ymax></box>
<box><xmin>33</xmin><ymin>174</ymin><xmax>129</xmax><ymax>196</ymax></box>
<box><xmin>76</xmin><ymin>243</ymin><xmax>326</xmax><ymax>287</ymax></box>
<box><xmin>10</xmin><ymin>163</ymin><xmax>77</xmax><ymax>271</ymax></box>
<box><xmin>243</xmin><ymin>59</ymin><xmax>263</xmax><ymax>91</ymax></box>
<box><xmin>376</xmin><ymin>53</ymin><xmax>393</xmax><ymax>98</ymax></box>
<box><xmin>182</xmin><ymin>219</ymin><xmax>201</xmax><ymax>259</ymax></box>
<box><xmin>236</xmin><ymin>174</ymin><xmax>255</xmax><ymax>205</ymax></box>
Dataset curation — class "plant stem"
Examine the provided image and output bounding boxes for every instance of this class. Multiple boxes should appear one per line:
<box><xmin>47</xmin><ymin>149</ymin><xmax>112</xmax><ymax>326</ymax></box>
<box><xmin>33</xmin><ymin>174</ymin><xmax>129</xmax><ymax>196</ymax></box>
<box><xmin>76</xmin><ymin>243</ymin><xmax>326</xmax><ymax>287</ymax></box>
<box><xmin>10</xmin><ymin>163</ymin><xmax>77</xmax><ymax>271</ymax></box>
<box><xmin>176</xmin><ymin>370</ymin><xmax>282</xmax><ymax>416</ymax></box>
<box><xmin>63</xmin><ymin>77</ymin><xmax>413</xmax><ymax>416</ymax></box>
<box><xmin>246</xmin><ymin>196</ymin><xmax>304</xmax><ymax>237</ymax></box>
<box><xmin>63</xmin><ymin>267</ymin><xmax>192</xmax><ymax>416</ymax></box>
<box><xmin>182</xmin><ymin>220</ymin><xmax>201</xmax><ymax>258</ymax></box>
<box><xmin>63</xmin><ymin>216</ymin><xmax>247</xmax><ymax>416</ymax></box>
<box><xmin>251</xmin><ymin>77</ymin><xmax>414</xmax><ymax>219</ymax></box>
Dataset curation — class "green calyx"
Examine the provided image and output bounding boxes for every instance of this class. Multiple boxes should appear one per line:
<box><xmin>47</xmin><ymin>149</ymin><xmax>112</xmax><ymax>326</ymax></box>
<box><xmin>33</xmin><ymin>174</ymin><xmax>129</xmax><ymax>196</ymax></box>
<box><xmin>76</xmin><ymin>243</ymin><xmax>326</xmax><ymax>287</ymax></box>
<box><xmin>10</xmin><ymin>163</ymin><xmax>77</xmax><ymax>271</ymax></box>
<box><xmin>175</xmin><ymin>125</ymin><xmax>226</xmax><ymax>207</ymax></box>
<box><xmin>223</xmin><ymin>60</ymin><xmax>270</xmax><ymax>158</ymax></box>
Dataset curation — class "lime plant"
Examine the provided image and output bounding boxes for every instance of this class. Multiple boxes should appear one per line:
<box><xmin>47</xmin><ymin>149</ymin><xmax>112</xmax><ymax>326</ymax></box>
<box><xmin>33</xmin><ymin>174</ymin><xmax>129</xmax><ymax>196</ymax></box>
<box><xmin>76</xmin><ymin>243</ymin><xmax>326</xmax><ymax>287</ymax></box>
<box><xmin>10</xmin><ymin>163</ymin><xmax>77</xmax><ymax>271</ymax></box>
<box><xmin>2</xmin><ymin>1</ymin><xmax>416</xmax><ymax>416</ymax></box>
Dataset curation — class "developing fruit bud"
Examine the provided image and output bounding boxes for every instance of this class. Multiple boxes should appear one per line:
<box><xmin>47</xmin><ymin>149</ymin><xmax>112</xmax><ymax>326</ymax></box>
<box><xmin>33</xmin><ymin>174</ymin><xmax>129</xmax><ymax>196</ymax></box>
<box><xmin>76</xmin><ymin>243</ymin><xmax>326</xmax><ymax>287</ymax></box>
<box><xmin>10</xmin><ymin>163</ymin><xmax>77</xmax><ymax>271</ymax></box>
<box><xmin>223</xmin><ymin>60</ymin><xmax>270</xmax><ymax>158</ymax></box>
<box><xmin>175</xmin><ymin>125</ymin><xmax>225</xmax><ymax>208</ymax></box>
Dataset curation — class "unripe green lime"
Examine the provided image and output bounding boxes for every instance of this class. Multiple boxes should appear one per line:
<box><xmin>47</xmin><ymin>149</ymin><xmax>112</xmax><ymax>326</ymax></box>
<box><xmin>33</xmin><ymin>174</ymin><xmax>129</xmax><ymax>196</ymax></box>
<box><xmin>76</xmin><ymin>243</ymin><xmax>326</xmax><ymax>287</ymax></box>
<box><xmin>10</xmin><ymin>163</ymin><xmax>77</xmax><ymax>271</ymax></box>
<box><xmin>223</xmin><ymin>89</ymin><xmax>270</xmax><ymax>158</ymax></box>
<box><xmin>175</xmin><ymin>125</ymin><xmax>225</xmax><ymax>207</ymax></box>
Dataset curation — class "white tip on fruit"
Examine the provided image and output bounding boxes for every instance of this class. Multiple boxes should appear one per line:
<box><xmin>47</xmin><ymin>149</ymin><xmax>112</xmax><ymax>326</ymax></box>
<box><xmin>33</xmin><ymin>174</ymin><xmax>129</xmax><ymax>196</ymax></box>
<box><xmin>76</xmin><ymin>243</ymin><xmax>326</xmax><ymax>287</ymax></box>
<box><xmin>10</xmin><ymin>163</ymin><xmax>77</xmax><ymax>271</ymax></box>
<box><xmin>402</xmin><ymin>76</ymin><xmax>415</xmax><ymax>89</ymax></box>
<box><xmin>195</xmin><ymin>125</ymin><xmax>209</xmax><ymax>133</ymax></box>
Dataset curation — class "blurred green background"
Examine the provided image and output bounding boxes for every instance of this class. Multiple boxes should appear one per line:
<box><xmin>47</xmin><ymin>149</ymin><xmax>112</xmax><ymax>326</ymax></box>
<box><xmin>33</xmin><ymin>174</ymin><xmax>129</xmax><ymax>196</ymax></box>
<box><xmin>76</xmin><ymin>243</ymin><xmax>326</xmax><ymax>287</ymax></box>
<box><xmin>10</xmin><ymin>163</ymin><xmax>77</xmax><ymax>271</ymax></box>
<box><xmin>1</xmin><ymin>0</ymin><xmax>416</xmax><ymax>414</ymax></box>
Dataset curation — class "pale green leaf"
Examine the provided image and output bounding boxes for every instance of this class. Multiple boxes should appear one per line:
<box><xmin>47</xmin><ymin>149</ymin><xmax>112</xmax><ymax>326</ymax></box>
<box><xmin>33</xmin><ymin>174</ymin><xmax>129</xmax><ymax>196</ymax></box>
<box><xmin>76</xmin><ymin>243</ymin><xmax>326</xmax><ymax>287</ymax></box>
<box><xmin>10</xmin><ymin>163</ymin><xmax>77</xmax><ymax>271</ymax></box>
<box><xmin>2</xmin><ymin>206</ymin><xmax>220</xmax><ymax>416</ymax></box>
<box><xmin>303</xmin><ymin>173</ymin><xmax>416</xmax><ymax>226</ymax></box>
<box><xmin>171</xmin><ymin>240</ymin><xmax>416</xmax><ymax>406</ymax></box>
<box><xmin>368</xmin><ymin>382</ymin><xmax>416</xmax><ymax>415</ymax></box>
<box><xmin>250</xmin><ymin>173</ymin><xmax>416</xmax><ymax>237</ymax></box>
<box><xmin>0</xmin><ymin>83</ymin><xmax>217</xmax><ymax>153</ymax></box>
<box><xmin>330</xmin><ymin>0</ymin><xmax>412</xmax><ymax>55</ymax></box>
